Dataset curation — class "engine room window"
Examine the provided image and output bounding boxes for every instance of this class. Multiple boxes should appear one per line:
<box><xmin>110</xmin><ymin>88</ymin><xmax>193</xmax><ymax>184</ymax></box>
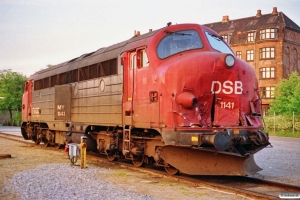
<box><xmin>205</xmin><ymin>32</ymin><xmax>234</xmax><ymax>55</ymax></box>
<box><xmin>157</xmin><ymin>30</ymin><xmax>203</xmax><ymax>59</ymax></box>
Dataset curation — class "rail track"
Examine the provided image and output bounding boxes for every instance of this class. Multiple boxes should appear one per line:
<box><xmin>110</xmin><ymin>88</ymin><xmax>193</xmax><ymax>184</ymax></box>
<box><xmin>1</xmin><ymin>131</ymin><xmax>299</xmax><ymax>199</ymax></box>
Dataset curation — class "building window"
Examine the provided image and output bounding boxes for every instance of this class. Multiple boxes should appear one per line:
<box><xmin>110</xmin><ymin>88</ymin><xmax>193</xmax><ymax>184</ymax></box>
<box><xmin>260</xmin><ymin>28</ymin><xmax>277</xmax><ymax>39</ymax></box>
<box><xmin>222</xmin><ymin>34</ymin><xmax>231</xmax><ymax>44</ymax></box>
<box><xmin>236</xmin><ymin>51</ymin><xmax>242</xmax><ymax>58</ymax></box>
<box><xmin>247</xmin><ymin>32</ymin><xmax>255</xmax><ymax>42</ymax></box>
<box><xmin>260</xmin><ymin>87</ymin><xmax>275</xmax><ymax>98</ymax></box>
<box><xmin>260</xmin><ymin>67</ymin><xmax>275</xmax><ymax>79</ymax></box>
<box><xmin>260</xmin><ymin>47</ymin><xmax>275</xmax><ymax>59</ymax></box>
<box><xmin>246</xmin><ymin>50</ymin><xmax>254</xmax><ymax>61</ymax></box>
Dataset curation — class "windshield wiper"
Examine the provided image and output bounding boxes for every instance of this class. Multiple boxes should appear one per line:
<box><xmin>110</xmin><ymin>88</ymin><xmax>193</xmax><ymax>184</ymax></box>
<box><xmin>208</xmin><ymin>32</ymin><xmax>223</xmax><ymax>41</ymax></box>
<box><xmin>165</xmin><ymin>30</ymin><xmax>192</xmax><ymax>36</ymax></box>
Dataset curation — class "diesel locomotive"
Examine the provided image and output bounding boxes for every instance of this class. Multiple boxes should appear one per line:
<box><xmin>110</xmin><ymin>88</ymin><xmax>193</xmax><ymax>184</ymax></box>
<box><xmin>21</xmin><ymin>23</ymin><xmax>270</xmax><ymax>175</ymax></box>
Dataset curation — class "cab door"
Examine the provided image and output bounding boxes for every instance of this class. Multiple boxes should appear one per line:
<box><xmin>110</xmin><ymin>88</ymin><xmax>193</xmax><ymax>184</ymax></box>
<box><xmin>122</xmin><ymin>48</ymin><xmax>159</xmax><ymax>128</ymax></box>
<box><xmin>21</xmin><ymin>80</ymin><xmax>33</xmax><ymax>122</ymax></box>
<box><xmin>122</xmin><ymin>51</ymin><xmax>136</xmax><ymax>126</ymax></box>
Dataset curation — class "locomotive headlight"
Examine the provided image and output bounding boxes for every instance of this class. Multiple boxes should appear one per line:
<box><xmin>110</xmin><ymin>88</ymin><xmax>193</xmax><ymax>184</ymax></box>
<box><xmin>225</xmin><ymin>54</ymin><xmax>235</xmax><ymax>68</ymax></box>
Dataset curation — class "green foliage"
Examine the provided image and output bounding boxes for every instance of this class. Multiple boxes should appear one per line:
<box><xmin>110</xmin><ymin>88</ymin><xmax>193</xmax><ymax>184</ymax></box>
<box><xmin>0</xmin><ymin>70</ymin><xmax>27</xmax><ymax>123</ymax></box>
<box><xmin>1</xmin><ymin>111</ymin><xmax>21</xmax><ymax>126</ymax></box>
<box><xmin>269</xmin><ymin>72</ymin><xmax>300</xmax><ymax>115</ymax></box>
<box><xmin>263</xmin><ymin>114</ymin><xmax>300</xmax><ymax>137</ymax></box>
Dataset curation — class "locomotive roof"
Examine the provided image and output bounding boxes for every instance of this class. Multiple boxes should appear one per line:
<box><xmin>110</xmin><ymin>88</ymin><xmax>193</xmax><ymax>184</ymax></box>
<box><xmin>30</xmin><ymin>28</ymin><xmax>160</xmax><ymax>80</ymax></box>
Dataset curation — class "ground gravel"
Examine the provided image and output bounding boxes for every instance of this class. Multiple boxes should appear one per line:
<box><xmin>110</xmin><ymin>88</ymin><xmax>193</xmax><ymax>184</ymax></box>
<box><xmin>3</xmin><ymin>163</ymin><xmax>152</xmax><ymax>200</ymax></box>
<box><xmin>0</xmin><ymin>137</ymin><xmax>245</xmax><ymax>200</ymax></box>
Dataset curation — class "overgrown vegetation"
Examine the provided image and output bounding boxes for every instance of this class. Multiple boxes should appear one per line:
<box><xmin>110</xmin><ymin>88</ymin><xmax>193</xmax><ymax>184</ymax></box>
<box><xmin>263</xmin><ymin>114</ymin><xmax>300</xmax><ymax>137</ymax></box>
<box><xmin>263</xmin><ymin>72</ymin><xmax>300</xmax><ymax>137</ymax></box>
<box><xmin>269</xmin><ymin>72</ymin><xmax>300</xmax><ymax>115</ymax></box>
<box><xmin>0</xmin><ymin>70</ymin><xmax>27</xmax><ymax>126</ymax></box>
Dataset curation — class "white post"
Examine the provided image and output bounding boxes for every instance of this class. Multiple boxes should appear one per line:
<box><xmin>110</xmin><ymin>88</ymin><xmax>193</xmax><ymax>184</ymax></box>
<box><xmin>293</xmin><ymin>112</ymin><xmax>295</xmax><ymax>135</ymax></box>
<box><xmin>274</xmin><ymin>111</ymin><xmax>276</xmax><ymax>135</ymax></box>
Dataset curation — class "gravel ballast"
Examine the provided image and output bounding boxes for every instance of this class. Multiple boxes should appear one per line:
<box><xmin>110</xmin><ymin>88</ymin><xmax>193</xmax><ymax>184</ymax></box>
<box><xmin>4</xmin><ymin>163</ymin><xmax>152</xmax><ymax>200</ymax></box>
<box><xmin>0</xmin><ymin>137</ymin><xmax>246</xmax><ymax>200</ymax></box>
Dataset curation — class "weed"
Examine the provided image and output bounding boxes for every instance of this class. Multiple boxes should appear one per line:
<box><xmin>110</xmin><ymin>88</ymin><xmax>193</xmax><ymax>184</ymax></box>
<box><xmin>113</xmin><ymin>171</ymin><xmax>128</xmax><ymax>177</ymax></box>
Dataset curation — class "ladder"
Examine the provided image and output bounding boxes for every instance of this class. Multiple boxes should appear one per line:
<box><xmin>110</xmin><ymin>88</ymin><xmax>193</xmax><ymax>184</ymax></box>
<box><xmin>123</xmin><ymin>125</ymin><xmax>132</xmax><ymax>157</ymax></box>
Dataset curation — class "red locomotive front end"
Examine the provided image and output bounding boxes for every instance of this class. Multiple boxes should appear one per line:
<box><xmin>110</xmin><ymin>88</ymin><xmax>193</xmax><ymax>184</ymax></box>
<box><xmin>141</xmin><ymin>24</ymin><xmax>269</xmax><ymax>175</ymax></box>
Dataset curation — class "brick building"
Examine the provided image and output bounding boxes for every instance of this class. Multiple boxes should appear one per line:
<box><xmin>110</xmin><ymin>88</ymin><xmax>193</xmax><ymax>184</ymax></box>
<box><xmin>204</xmin><ymin>7</ymin><xmax>300</xmax><ymax>113</ymax></box>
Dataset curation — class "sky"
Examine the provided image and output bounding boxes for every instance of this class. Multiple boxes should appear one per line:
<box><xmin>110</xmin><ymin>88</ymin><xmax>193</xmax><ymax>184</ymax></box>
<box><xmin>1</xmin><ymin>0</ymin><xmax>300</xmax><ymax>77</ymax></box>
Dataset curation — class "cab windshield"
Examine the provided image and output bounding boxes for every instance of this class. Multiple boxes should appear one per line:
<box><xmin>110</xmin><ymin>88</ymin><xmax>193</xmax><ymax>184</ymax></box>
<box><xmin>205</xmin><ymin>32</ymin><xmax>234</xmax><ymax>55</ymax></box>
<box><xmin>157</xmin><ymin>30</ymin><xmax>203</xmax><ymax>59</ymax></box>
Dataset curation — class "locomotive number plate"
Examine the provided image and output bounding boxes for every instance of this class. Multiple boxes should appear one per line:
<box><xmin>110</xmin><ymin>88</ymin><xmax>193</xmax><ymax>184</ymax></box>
<box><xmin>220</xmin><ymin>102</ymin><xmax>234</xmax><ymax>109</ymax></box>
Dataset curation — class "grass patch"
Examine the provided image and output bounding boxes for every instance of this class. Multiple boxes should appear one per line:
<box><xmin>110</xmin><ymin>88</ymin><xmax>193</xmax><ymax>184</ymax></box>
<box><xmin>266</xmin><ymin>130</ymin><xmax>300</xmax><ymax>138</ymax></box>
<box><xmin>113</xmin><ymin>171</ymin><xmax>128</xmax><ymax>177</ymax></box>
<box><xmin>263</xmin><ymin>114</ymin><xmax>300</xmax><ymax>138</ymax></box>
<box><xmin>159</xmin><ymin>183</ymin><xmax>174</xmax><ymax>187</ymax></box>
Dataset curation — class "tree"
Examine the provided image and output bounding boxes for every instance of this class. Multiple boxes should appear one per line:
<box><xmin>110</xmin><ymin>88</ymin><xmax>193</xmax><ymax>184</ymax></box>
<box><xmin>269</xmin><ymin>72</ymin><xmax>300</xmax><ymax>115</ymax></box>
<box><xmin>0</xmin><ymin>70</ymin><xmax>27</xmax><ymax>123</ymax></box>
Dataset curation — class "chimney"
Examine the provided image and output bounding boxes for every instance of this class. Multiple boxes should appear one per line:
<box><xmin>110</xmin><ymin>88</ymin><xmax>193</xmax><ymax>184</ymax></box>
<box><xmin>256</xmin><ymin>9</ymin><xmax>262</xmax><ymax>17</ymax></box>
<box><xmin>222</xmin><ymin>15</ymin><xmax>229</xmax><ymax>23</ymax></box>
<box><xmin>272</xmin><ymin>7</ymin><xmax>278</xmax><ymax>15</ymax></box>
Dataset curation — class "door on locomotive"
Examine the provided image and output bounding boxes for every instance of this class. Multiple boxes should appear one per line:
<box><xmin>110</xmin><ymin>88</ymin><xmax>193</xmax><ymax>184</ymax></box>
<box><xmin>122</xmin><ymin>48</ymin><xmax>159</xmax><ymax>128</ymax></box>
<box><xmin>21</xmin><ymin>80</ymin><xmax>33</xmax><ymax>122</ymax></box>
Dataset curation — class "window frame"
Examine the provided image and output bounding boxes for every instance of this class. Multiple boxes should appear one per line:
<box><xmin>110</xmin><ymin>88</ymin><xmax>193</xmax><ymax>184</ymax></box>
<box><xmin>259</xmin><ymin>67</ymin><xmax>275</xmax><ymax>79</ymax></box>
<box><xmin>222</xmin><ymin>34</ymin><xmax>231</xmax><ymax>44</ymax></box>
<box><xmin>157</xmin><ymin>29</ymin><xmax>203</xmax><ymax>59</ymax></box>
<box><xmin>236</xmin><ymin>51</ymin><xmax>242</xmax><ymax>59</ymax></box>
<box><xmin>259</xmin><ymin>47</ymin><xmax>275</xmax><ymax>59</ymax></box>
<box><xmin>260</xmin><ymin>87</ymin><xmax>275</xmax><ymax>99</ymax></box>
<box><xmin>247</xmin><ymin>32</ymin><xmax>255</xmax><ymax>42</ymax></box>
<box><xmin>246</xmin><ymin>50</ymin><xmax>254</xmax><ymax>61</ymax></box>
<box><xmin>260</xmin><ymin>28</ymin><xmax>278</xmax><ymax>40</ymax></box>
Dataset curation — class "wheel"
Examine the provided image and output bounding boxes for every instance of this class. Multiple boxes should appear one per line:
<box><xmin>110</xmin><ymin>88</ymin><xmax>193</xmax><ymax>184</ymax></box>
<box><xmin>132</xmin><ymin>155</ymin><xmax>145</xmax><ymax>167</ymax></box>
<box><xmin>34</xmin><ymin>139</ymin><xmax>40</xmax><ymax>145</ymax></box>
<box><xmin>42</xmin><ymin>139</ymin><xmax>49</xmax><ymax>147</ymax></box>
<box><xmin>55</xmin><ymin>144</ymin><xmax>64</xmax><ymax>149</ymax></box>
<box><xmin>107</xmin><ymin>154</ymin><xmax>117</xmax><ymax>162</ymax></box>
<box><xmin>164</xmin><ymin>164</ymin><xmax>179</xmax><ymax>175</ymax></box>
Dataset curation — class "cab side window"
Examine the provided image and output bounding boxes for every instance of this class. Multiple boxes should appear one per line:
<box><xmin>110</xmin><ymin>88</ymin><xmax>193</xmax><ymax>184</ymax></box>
<box><xmin>130</xmin><ymin>49</ymin><xmax>149</xmax><ymax>69</ymax></box>
<box><xmin>139</xmin><ymin>49</ymin><xmax>149</xmax><ymax>68</ymax></box>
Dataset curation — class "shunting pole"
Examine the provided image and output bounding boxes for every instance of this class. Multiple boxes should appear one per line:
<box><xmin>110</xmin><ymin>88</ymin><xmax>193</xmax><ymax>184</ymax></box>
<box><xmin>80</xmin><ymin>136</ymin><xmax>87</xmax><ymax>169</ymax></box>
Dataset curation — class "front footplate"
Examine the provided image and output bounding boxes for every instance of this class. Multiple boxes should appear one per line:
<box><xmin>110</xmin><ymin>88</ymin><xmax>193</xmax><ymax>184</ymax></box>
<box><xmin>160</xmin><ymin>146</ymin><xmax>261</xmax><ymax>176</ymax></box>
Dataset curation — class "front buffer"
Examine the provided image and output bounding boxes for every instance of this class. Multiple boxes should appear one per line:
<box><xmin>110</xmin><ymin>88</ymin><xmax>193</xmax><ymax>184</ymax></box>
<box><xmin>160</xmin><ymin>145</ymin><xmax>262</xmax><ymax>176</ymax></box>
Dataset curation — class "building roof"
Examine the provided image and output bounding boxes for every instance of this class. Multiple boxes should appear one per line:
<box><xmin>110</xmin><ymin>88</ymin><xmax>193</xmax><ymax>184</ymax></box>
<box><xmin>203</xmin><ymin>7</ymin><xmax>300</xmax><ymax>45</ymax></box>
